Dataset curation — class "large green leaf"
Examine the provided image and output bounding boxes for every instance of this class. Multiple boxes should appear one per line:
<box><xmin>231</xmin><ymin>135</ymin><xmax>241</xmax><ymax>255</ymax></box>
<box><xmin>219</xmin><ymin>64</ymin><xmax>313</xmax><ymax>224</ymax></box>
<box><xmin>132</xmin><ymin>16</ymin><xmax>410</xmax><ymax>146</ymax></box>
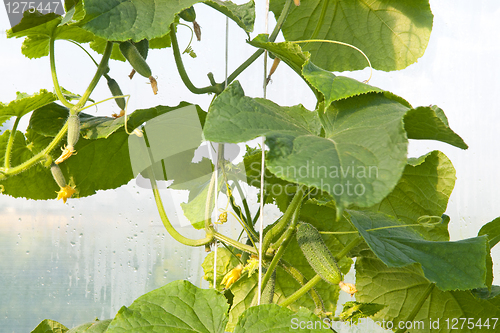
<box><xmin>204</xmin><ymin>81</ymin><xmax>409</xmax><ymax>211</ymax></box>
<box><xmin>404</xmin><ymin>106</ymin><xmax>468</xmax><ymax>149</ymax></box>
<box><xmin>270</xmin><ymin>0</ymin><xmax>433</xmax><ymax>72</ymax></box>
<box><xmin>106</xmin><ymin>280</ymin><xmax>229</xmax><ymax>332</ymax></box>
<box><xmin>67</xmin><ymin>319</ymin><xmax>111</xmax><ymax>333</ymax></box>
<box><xmin>0</xmin><ymin>130</ymin><xmax>59</xmax><ymax>199</ymax></box>
<box><xmin>7</xmin><ymin>11</ymin><xmax>95</xmax><ymax>59</ymax></box>
<box><xmin>204</xmin><ymin>0</ymin><xmax>255</xmax><ymax>33</ymax></box>
<box><xmin>478</xmin><ymin>217</ymin><xmax>500</xmax><ymax>249</ymax></box>
<box><xmin>31</xmin><ymin>319</ymin><xmax>68</xmax><ymax>333</ymax></box>
<box><xmin>348</xmin><ymin>210</ymin><xmax>489</xmax><ymax>291</ymax></box>
<box><xmin>356</xmin><ymin>257</ymin><xmax>500</xmax><ymax>332</ymax></box>
<box><xmin>370</xmin><ymin>150</ymin><xmax>456</xmax><ymax>242</ymax></box>
<box><xmin>234</xmin><ymin>305</ymin><xmax>331</xmax><ymax>332</ymax></box>
<box><xmin>0</xmin><ymin>90</ymin><xmax>57</xmax><ymax>128</ymax></box>
<box><xmin>302</xmin><ymin>60</ymin><xmax>383</xmax><ymax>104</ymax></box>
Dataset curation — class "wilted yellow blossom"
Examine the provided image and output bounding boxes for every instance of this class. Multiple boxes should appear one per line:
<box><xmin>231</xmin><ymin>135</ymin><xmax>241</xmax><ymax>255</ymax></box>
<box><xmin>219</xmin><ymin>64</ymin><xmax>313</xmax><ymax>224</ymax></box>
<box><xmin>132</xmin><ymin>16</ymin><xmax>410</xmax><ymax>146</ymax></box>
<box><xmin>55</xmin><ymin>145</ymin><xmax>76</xmax><ymax>164</ymax></box>
<box><xmin>339</xmin><ymin>281</ymin><xmax>357</xmax><ymax>296</ymax></box>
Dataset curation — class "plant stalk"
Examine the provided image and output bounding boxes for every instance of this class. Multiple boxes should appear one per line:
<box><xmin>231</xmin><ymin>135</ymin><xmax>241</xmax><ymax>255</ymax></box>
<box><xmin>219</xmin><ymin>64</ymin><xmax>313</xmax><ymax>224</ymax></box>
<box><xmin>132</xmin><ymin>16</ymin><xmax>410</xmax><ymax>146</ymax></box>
<box><xmin>279</xmin><ymin>274</ymin><xmax>323</xmax><ymax>308</ymax></box>
<box><xmin>4</xmin><ymin>116</ymin><xmax>21</xmax><ymax>169</ymax></box>
<box><xmin>49</xmin><ymin>36</ymin><xmax>74</xmax><ymax>109</ymax></box>
<box><xmin>262</xmin><ymin>184</ymin><xmax>307</xmax><ymax>255</ymax></box>
<box><xmin>151</xmin><ymin>181</ymin><xmax>214</xmax><ymax>247</ymax></box>
<box><xmin>260</xmin><ymin>205</ymin><xmax>301</xmax><ymax>294</ymax></box>
<box><xmin>278</xmin><ymin>235</ymin><xmax>363</xmax><ymax>308</ymax></box>
<box><xmin>170</xmin><ymin>23</ymin><xmax>224</xmax><ymax>95</ymax></box>
<box><xmin>226</xmin><ymin>0</ymin><xmax>293</xmax><ymax>86</ymax></box>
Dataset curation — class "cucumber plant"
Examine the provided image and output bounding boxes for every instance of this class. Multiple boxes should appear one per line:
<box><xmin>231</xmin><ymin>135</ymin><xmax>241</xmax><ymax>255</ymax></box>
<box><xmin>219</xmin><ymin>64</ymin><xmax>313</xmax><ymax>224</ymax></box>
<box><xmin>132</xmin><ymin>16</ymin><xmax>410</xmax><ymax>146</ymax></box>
<box><xmin>2</xmin><ymin>0</ymin><xmax>500</xmax><ymax>332</ymax></box>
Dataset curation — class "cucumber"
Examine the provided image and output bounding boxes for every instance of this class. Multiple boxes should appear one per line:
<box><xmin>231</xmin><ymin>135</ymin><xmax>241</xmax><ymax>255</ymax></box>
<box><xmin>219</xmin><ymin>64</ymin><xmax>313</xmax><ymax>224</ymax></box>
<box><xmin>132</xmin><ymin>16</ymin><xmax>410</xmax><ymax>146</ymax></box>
<box><xmin>50</xmin><ymin>163</ymin><xmax>67</xmax><ymax>188</ymax></box>
<box><xmin>119</xmin><ymin>41</ymin><xmax>152</xmax><ymax>78</ymax></box>
<box><xmin>106</xmin><ymin>76</ymin><xmax>126</xmax><ymax>110</ymax></box>
<box><xmin>296</xmin><ymin>222</ymin><xmax>342</xmax><ymax>285</ymax></box>
<box><xmin>67</xmin><ymin>114</ymin><xmax>80</xmax><ymax>149</ymax></box>
<box><xmin>178</xmin><ymin>6</ymin><xmax>196</xmax><ymax>22</ymax></box>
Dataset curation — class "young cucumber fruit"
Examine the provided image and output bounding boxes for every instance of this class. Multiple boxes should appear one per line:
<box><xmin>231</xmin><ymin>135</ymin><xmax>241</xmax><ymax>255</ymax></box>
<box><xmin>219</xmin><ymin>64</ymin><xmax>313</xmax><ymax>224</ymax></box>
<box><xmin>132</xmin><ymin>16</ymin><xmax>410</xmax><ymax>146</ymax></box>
<box><xmin>119</xmin><ymin>41</ymin><xmax>152</xmax><ymax>78</ymax></box>
<box><xmin>67</xmin><ymin>114</ymin><xmax>80</xmax><ymax>149</ymax></box>
<box><xmin>106</xmin><ymin>76</ymin><xmax>126</xmax><ymax>110</ymax></box>
<box><xmin>296</xmin><ymin>222</ymin><xmax>342</xmax><ymax>285</ymax></box>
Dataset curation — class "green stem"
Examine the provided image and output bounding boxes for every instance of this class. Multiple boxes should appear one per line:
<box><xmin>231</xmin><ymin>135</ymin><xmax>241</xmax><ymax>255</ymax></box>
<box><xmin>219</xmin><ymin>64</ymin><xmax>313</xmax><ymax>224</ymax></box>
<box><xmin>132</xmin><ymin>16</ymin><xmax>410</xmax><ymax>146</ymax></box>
<box><xmin>151</xmin><ymin>181</ymin><xmax>214</xmax><ymax>247</ymax></box>
<box><xmin>170</xmin><ymin>23</ymin><xmax>224</xmax><ymax>95</ymax></box>
<box><xmin>260</xmin><ymin>206</ymin><xmax>301</xmax><ymax>295</ymax></box>
<box><xmin>394</xmin><ymin>283</ymin><xmax>435</xmax><ymax>333</ymax></box>
<box><xmin>334</xmin><ymin>235</ymin><xmax>363</xmax><ymax>262</ymax></box>
<box><xmin>279</xmin><ymin>260</ymin><xmax>324</xmax><ymax>312</ymax></box>
<box><xmin>262</xmin><ymin>185</ymin><xmax>307</xmax><ymax>255</ymax></box>
<box><xmin>73</xmin><ymin>41</ymin><xmax>113</xmax><ymax>113</ymax></box>
<box><xmin>278</xmin><ymin>236</ymin><xmax>363</xmax><ymax>308</ymax></box>
<box><xmin>49</xmin><ymin>37</ymin><xmax>74</xmax><ymax>109</ymax></box>
<box><xmin>279</xmin><ymin>274</ymin><xmax>323</xmax><ymax>308</ymax></box>
<box><xmin>4</xmin><ymin>116</ymin><xmax>21</xmax><ymax>169</ymax></box>
<box><xmin>226</xmin><ymin>0</ymin><xmax>293</xmax><ymax>86</ymax></box>
<box><xmin>231</xmin><ymin>178</ymin><xmax>253</xmax><ymax>228</ymax></box>
<box><xmin>212</xmin><ymin>230</ymin><xmax>258</xmax><ymax>255</ymax></box>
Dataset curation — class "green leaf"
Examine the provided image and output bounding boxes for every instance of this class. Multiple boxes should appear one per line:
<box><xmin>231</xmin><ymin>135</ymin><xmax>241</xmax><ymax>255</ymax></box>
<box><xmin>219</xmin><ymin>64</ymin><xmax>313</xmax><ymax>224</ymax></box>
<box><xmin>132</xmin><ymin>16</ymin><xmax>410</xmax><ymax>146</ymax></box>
<box><xmin>204</xmin><ymin>82</ymin><xmax>409</xmax><ymax>211</ymax></box>
<box><xmin>0</xmin><ymin>90</ymin><xmax>57</xmax><ymax>128</ymax></box>
<box><xmin>270</xmin><ymin>0</ymin><xmax>433</xmax><ymax>72</ymax></box>
<box><xmin>31</xmin><ymin>319</ymin><xmax>68</xmax><ymax>333</ymax></box>
<box><xmin>349</xmin><ymin>210</ymin><xmax>489</xmax><ymax>291</ymax></box>
<box><xmin>478</xmin><ymin>217</ymin><xmax>500</xmax><ymax>249</ymax></box>
<box><xmin>404</xmin><ymin>105</ymin><xmax>468</xmax><ymax>149</ymax></box>
<box><xmin>79</xmin><ymin>0</ymin><xmax>202</xmax><ymax>42</ymax></box>
<box><xmin>0</xmin><ymin>125</ymin><xmax>134</xmax><ymax>200</ymax></box>
<box><xmin>106</xmin><ymin>280</ymin><xmax>229</xmax><ymax>333</ymax></box>
<box><xmin>0</xmin><ymin>130</ymin><xmax>60</xmax><ymax>200</ymax></box>
<box><xmin>29</xmin><ymin>102</ymin><xmax>205</xmax><ymax>140</ymax></box>
<box><xmin>89</xmin><ymin>37</ymin><xmax>126</xmax><ymax>62</ymax></box>
<box><xmin>338</xmin><ymin>301</ymin><xmax>386</xmax><ymax>324</ymax></box>
<box><xmin>234</xmin><ymin>304</ymin><xmax>331</xmax><ymax>332</ymax></box>
<box><xmin>204</xmin><ymin>0</ymin><xmax>255</xmax><ymax>33</ymax></box>
<box><xmin>370</xmin><ymin>150</ymin><xmax>456</xmax><ymax>242</ymax></box>
<box><xmin>356</xmin><ymin>257</ymin><xmax>500</xmax><ymax>332</ymax></box>
<box><xmin>7</xmin><ymin>11</ymin><xmax>95</xmax><ymax>59</ymax></box>
<box><xmin>302</xmin><ymin>59</ymin><xmax>383</xmax><ymax>104</ymax></box>
<box><xmin>248</xmin><ymin>34</ymin><xmax>309</xmax><ymax>78</ymax></box>
<box><xmin>202</xmin><ymin>247</ymin><xmax>240</xmax><ymax>291</ymax></box>
<box><xmin>67</xmin><ymin>319</ymin><xmax>111</xmax><ymax>332</ymax></box>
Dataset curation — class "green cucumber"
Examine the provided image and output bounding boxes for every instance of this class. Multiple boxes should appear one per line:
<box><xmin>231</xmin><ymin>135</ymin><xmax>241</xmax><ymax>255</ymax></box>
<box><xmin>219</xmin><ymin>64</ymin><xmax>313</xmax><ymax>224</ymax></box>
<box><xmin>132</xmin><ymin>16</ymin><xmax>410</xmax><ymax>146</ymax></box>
<box><xmin>67</xmin><ymin>114</ymin><xmax>80</xmax><ymax>149</ymax></box>
<box><xmin>296</xmin><ymin>222</ymin><xmax>342</xmax><ymax>285</ymax></box>
<box><xmin>50</xmin><ymin>163</ymin><xmax>67</xmax><ymax>188</ymax></box>
<box><xmin>106</xmin><ymin>76</ymin><xmax>126</xmax><ymax>110</ymax></box>
<box><xmin>119</xmin><ymin>41</ymin><xmax>152</xmax><ymax>78</ymax></box>
<box><xmin>178</xmin><ymin>6</ymin><xmax>196</xmax><ymax>22</ymax></box>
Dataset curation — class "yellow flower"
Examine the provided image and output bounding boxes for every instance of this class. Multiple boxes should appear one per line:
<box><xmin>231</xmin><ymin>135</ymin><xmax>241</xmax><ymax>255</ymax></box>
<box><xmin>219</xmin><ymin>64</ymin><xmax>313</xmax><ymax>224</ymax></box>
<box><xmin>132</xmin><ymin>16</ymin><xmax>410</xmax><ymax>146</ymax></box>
<box><xmin>57</xmin><ymin>185</ymin><xmax>76</xmax><ymax>204</ymax></box>
<box><xmin>339</xmin><ymin>281</ymin><xmax>357</xmax><ymax>296</ymax></box>
<box><xmin>221</xmin><ymin>264</ymin><xmax>243</xmax><ymax>289</ymax></box>
<box><xmin>55</xmin><ymin>145</ymin><xmax>76</xmax><ymax>164</ymax></box>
